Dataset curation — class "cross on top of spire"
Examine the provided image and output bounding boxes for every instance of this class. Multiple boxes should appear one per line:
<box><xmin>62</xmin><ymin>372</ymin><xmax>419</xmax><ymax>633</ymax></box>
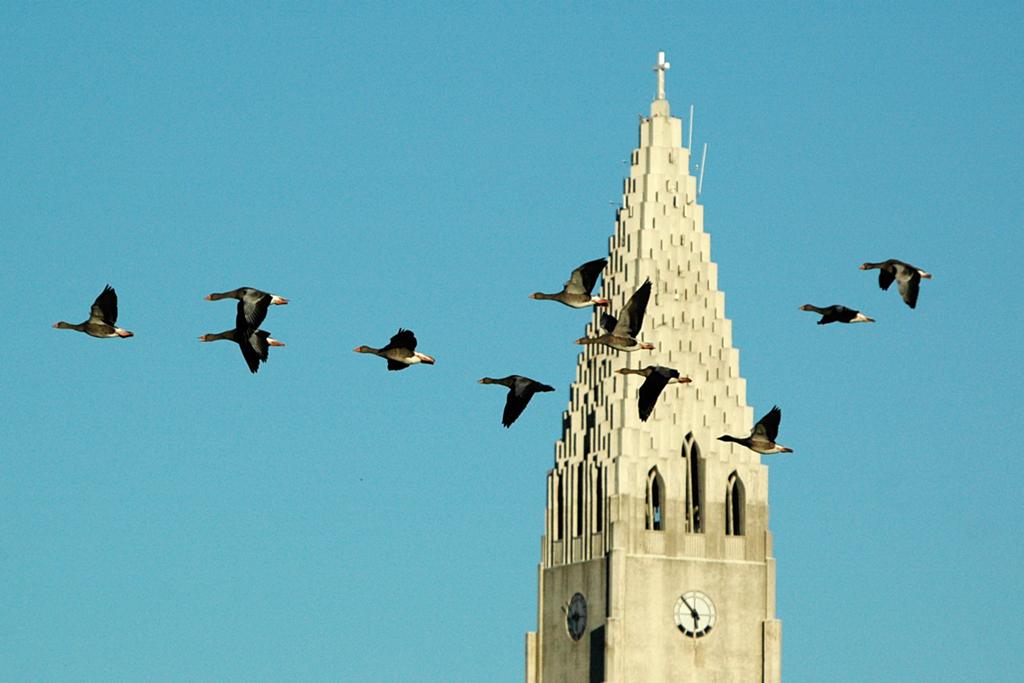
<box><xmin>653</xmin><ymin>51</ymin><xmax>670</xmax><ymax>100</ymax></box>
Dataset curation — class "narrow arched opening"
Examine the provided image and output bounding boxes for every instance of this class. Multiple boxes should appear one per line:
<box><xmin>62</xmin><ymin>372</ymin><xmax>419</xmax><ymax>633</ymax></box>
<box><xmin>575</xmin><ymin>464</ymin><xmax>585</xmax><ymax>537</ymax></box>
<box><xmin>726</xmin><ymin>471</ymin><xmax>746</xmax><ymax>536</ymax></box>
<box><xmin>555</xmin><ymin>471</ymin><xmax>564</xmax><ymax>541</ymax></box>
<box><xmin>682</xmin><ymin>433</ymin><xmax>705</xmax><ymax>533</ymax></box>
<box><xmin>646</xmin><ymin>467</ymin><xmax>665</xmax><ymax>531</ymax></box>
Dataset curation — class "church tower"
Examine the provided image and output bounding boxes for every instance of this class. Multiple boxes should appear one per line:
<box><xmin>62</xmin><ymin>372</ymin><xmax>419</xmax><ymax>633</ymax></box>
<box><xmin>524</xmin><ymin>54</ymin><xmax>782</xmax><ymax>682</ymax></box>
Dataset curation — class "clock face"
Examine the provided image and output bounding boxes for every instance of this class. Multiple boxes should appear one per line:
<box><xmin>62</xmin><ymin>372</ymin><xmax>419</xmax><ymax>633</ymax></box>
<box><xmin>565</xmin><ymin>592</ymin><xmax>587</xmax><ymax>641</ymax></box>
<box><xmin>674</xmin><ymin>591</ymin><xmax>716</xmax><ymax>638</ymax></box>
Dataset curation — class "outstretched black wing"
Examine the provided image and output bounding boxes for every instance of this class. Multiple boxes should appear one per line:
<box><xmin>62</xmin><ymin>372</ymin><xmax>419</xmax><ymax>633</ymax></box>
<box><xmin>502</xmin><ymin>377</ymin><xmax>554</xmax><ymax>427</ymax></box>
<box><xmin>818</xmin><ymin>305</ymin><xmax>854</xmax><ymax>324</ymax></box>
<box><xmin>877</xmin><ymin>266</ymin><xmax>896</xmax><ymax>291</ymax></box>
<box><xmin>238</xmin><ymin>290</ymin><xmax>272</xmax><ymax>331</ymax></box>
<box><xmin>637</xmin><ymin>367</ymin><xmax>677</xmax><ymax>421</ymax></box>
<box><xmin>239</xmin><ymin>329</ymin><xmax>271</xmax><ymax>374</ymax></box>
<box><xmin>565</xmin><ymin>258</ymin><xmax>607</xmax><ymax>296</ymax></box>
<box><xmin>753</xmin><ymin>406</ymin><xmax>782</xmax><ymax>441</ymax></box>
<box><xmin>599</xmin><ymin>313</ymin><xmax>618</xmax><ymax>334</ymax></box>
<box><xmin>90</xmin><ymin>285</ymin><xmax>118</xmax><ymax>325</ymax></box>
<box><xmin>384</xmin><ymin>328</ymin><xmax>417</xmax><ymax>353</ymax></box>
<box><xmin>616</xmin><ymin>279</ymin><xmax>652</xmax><ymax>338</ymax></box>
<box><xmin>898</xmin><ymin>270</ymin><xmax>921</xmax><ymax>309</ymax></box>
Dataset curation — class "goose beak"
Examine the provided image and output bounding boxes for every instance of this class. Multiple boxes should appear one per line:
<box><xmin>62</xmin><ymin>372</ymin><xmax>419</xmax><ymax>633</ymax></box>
<box><xmin>203</xmin><ymin>294</ymin><xmax>214</xmax><ymax>301</ymax></box>
<box><xmin>676</xmin><ymin>377</ymin><xmax>693</xmax><ymax>384</ymax></box>
<box><xmin>268</xmin><ymin>338</ymin><xmax>285</xmax><ymax>347</ymax></box>
<box><xmin>271</xmin><ymin>296</ymin><xmax>289</xmax><ymax>305</ymax></box>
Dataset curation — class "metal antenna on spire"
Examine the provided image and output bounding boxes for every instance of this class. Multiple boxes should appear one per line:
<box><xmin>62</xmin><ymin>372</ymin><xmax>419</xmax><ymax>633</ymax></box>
<box><xmin>688</xmin><ymin>104</ymin><xmax>694</xmax><ymax>150</ymax></box>
<box><xmin>697</xmin><ymin>143</ymin><xmax>708</xmax><ymax>196</ymax></box>
<box><xmin>653</xmin><ymin>51</ymin><xmax>670</xmax><ymax>100</ymax></box>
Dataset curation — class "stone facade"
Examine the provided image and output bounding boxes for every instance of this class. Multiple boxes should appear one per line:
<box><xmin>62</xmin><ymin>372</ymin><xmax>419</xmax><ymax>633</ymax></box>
<box><xmin>525</xmin><ymin>55</ymin><xmax>781</xmax><ymax>682</ymax></box>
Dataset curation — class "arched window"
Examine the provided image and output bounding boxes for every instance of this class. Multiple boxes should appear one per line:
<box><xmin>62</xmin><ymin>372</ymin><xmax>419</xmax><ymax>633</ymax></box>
<box><xmin>575</xmin><ymin>464</ymin><xmax>585</xmax><ymax>537</ymax></box>
<box><xmin>646</xmin><ymin>467</ymin><xmax>665</xmax><ymax>531</ymax></box>
<box><xmin>726</xmin><ymin>471</ymin><xmax>746</xmax><ymax>536</ymax></box>
<box><xmin>682</xmin><ymin>433</ymin><xmax>705</xmax><ymax>533</ymax></box>
<box><xmin>554</xmin><ymin>471</ymin><xmax>564</xmax><ymax>541</ymax></box>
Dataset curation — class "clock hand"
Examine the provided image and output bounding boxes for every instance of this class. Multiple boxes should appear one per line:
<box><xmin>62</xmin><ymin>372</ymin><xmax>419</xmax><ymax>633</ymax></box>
<box><xmin>680</xmin><ymin>595</ymin><xmax>699</xmax><ymax>620</ymax></box>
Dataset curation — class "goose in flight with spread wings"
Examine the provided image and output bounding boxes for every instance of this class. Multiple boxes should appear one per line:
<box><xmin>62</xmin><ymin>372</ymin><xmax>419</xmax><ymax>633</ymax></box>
<box><xmin>354</xmin><ymin>329</ymin><xmax>436</xmax><ymax>371</ymax></box>
<box><xmin>530</xmin><ymin>258</ymin><xmax>610</xmax><ymax>308</ymax></box>
<box><xmin>199</xmin><ymin>313</ymin><xmax>285</xmax><ymax>374</ymax></box>
<box><xmin>575</xmin><ymin>279</ymin><xmax>654</xmax><ymax>351</ymax></box>
<box><xmin>718</xmin><ymin>406</ymin><xmax>793</xmax><ymax>454</ymax></box>
<box><xmin>859</xmin><ymin>260</ymin><xmax>932</xmax><ymax>309</ymax></box>
<box><xmin>205</xmin><ymin>287</ymin><xmax>289</xmax><ymax>330</ymax></box>
<box><xmin>799</xmin><ymin>304</ymin><xmax>875</xmax><ymax>325</ymax></box>
<box><xmin>53</xmin><ymin>285</ymin><xmax>134</xmax><ymax>338</ymax></box>
<box><xmin>616</xmin><ymin>366</ymin><xmax>692</xmax><ymax>421</ymax></box>
<box><xmin>478</xmin><ymin>375</ymin><xmax>555</xmax><ymax>427</ymax></box>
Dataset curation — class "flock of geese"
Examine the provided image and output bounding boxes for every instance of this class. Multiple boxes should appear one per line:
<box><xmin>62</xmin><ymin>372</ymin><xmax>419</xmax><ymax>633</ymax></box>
<box><xmin>52</xmin><ymin>257</ymin><xmax>930</xmax><ymax>446</ymax></box>
<box><xmin>800</xmin><ymin>259</ymin><xmax>933</xmax><ymax>324</ymax></box>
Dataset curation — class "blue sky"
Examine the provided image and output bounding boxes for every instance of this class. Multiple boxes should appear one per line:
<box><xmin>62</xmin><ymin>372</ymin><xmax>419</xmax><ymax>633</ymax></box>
<box><xmin>2</xmin><ymin>3</ymin><xmax>1022</xmax><ymax>681</ymax></box>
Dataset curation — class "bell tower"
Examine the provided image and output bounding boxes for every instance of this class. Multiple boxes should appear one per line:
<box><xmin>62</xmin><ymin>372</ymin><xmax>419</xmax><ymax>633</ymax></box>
<box><xmin>524</xmin><ymin>53</ymin><xmax>782</xmax><ymax>682</ymax></box>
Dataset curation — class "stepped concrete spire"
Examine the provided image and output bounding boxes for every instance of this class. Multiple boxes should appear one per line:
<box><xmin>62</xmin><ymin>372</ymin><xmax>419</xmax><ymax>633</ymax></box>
<box><xmin>525</xmin><ymin>54</ymin><xmax>781</xmax><ymax>683</ymax></box>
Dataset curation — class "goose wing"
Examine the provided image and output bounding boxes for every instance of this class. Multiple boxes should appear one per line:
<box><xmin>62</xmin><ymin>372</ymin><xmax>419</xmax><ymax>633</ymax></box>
<box><xmin>637</xmin><ymin>366</ymin><xmax>676</xmax><ymax>421</ymax></box>
<box><xmin>501</xmin><ymin>376</ymin><xmax>554</xmax><ymax>427</ymax></box>
<box><xmin>90</xmin><ymin>285</ymin><xmax>118</xmax><ymax>325</ymax></box>
<box><xmin>897</xmin><ymin>270</ymin><xmax>921</xmax><ymax>308</ymax></box>
<box><xmin>599</xmin><ymin>313</ymin><xmax>618</xmax><ymax>334</ymax></box>
<box><xmin>614</xmin><ymin>279</ymin><xmax>652</xmax><ymax>337</ymax></box>
<box><xmin>565</xmin><ymin>258</ymin><xmax>607</xmax><ymax>295</ymax></box>
<box><xmin>877</xmin><ymin>264</ymin><xmax>896</xmax><ymax>291</ymax></box>
<box><xmin>239</xmin><ymin>329</ymin><xmax>270</xmax><ymax>374</ymax></box>
<box><xmin>820</xmin><ymin>305</ymin><xmax>853</xmax><ymax>324</ymax></box>
<box><xmin>238</xmin><ymin>290</ymin><xmax>272</xmax><ymax>330</ymax></box>
<box><xmin>752</xmin><ymin>405</ymin><xmax>782</xmax><ymax>442</ymax></box>
<box><xmin>383</xmin><ymin>328</ymin><xmax>417</xmax><ymax>354</ymax></box>
<box><xmin>386</xmin><ymin>359</ymin><xmax>409</xmax><ymax>371</ymax></box>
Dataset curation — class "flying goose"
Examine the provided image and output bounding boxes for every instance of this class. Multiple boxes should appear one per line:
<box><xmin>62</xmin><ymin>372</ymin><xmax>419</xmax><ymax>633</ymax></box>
<box><xmin>478</xmin><ymin>375</ymin><xmax>555</xmax><ymax>427</ymax></box>
<box><xmin>199</xmin><ymin>324</ymin><xmax>285</xmax><ymax>374</ymax></box>
<box><xmin>799</xmin><ymin>304</ymin><xmax>875</xmax><ymax>324</ymax></box>
<box><xmin>354</xmin><ymin>329</ymin><xmax>435</xmax><ymax>371</ymax></box>
<box><xmin>575</xmin><ymin>279</ymin><xmax>654</xmax><ymax>351</ymax></box>
<box><xmin>53</xmin><ymin>285</ymin><xmax>133</xmax><ymax>338</ymax></box>
<box><xmin>205</xmin><ymin>287</ymin><xmax>289</xmax><ymax>330</ymax></box>
<box><xmin>530</xmin><ymin>258</ymin><xmax>610</xmax><ymax>308</ymax></box>
<box><xmin>718</xmin><ymin>406</ymin><xmax>793</xmax><ymax>454</ymax></box>
<box><xmin>859</xmin><ymin>260</ymin><xmax>931</xmax><ymax>309</ymax></box>
<box><xmin>616</xmin><ymin>366</ymin><xmax>692</xmax><ymax>421</ymax></box>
